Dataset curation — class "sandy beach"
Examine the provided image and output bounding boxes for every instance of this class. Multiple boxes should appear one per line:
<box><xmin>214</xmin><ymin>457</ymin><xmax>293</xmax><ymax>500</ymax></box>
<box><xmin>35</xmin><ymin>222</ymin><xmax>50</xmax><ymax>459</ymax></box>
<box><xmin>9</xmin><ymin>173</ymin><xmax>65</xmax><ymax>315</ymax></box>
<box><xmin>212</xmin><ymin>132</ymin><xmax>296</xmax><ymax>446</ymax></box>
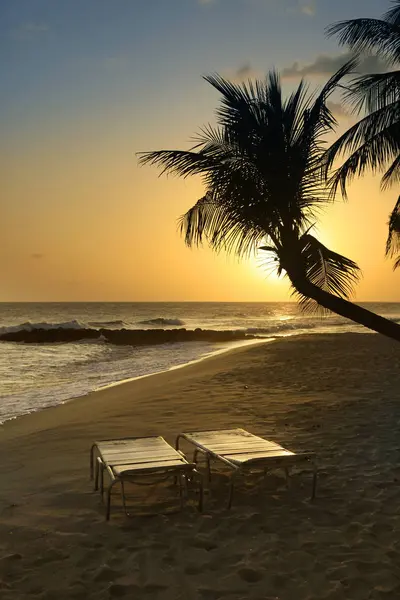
<box><xmin>1</xmin><ymin>332</ymin><xmax>400</xmax><ymax>599</ymax></box>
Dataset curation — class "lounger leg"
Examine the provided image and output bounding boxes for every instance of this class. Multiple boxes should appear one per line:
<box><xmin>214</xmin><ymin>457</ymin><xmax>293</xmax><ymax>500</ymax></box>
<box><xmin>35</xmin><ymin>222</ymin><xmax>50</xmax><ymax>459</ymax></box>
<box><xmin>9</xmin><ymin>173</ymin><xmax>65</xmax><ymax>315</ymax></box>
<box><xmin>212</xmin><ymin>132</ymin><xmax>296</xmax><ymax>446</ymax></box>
<box><xmin>90</xmin><ymin>444</ymin><xmax>97</xmax><ymax>479</ymax></box>
<box><xmin>106</xmin><ymin>479</ymin><xmax>119</xmax><ymax>521</ymax></box>
<box><xmin>206</xmin><ymin>453</ymin><xmax>211</xmax><ymax>483</ymax></box>
<box><xmin>94</xmin><ymin>458</ymin><xmax>100</xmax><ymax>491</ymax></box>
<box><xmin>100</xmin><ymin>461</ymin><xmax>105</xmax><ymax>499</ymax></box>
<box><xmin>121</xmin><ymin>480</ymin><xmax>130</xmax><ymax>516</ymax></box>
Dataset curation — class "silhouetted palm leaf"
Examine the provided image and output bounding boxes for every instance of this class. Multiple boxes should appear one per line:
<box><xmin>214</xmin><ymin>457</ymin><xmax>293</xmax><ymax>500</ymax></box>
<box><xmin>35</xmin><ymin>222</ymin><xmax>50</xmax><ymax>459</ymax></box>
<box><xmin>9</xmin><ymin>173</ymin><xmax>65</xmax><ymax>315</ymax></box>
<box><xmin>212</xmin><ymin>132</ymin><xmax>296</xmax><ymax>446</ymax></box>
<box><xmin>346</xmin><ymin>71</ymin><xmax>400</xmax><ymax>113</ymax></box>
<box><xmin>327</xmin><ymin>15</ymin><xmax>400</xmax><ymax>65</ymax></box>
<box><xmin>386</xmin><ymin>196</ymin><xmax>400</xmax><ymax>266</ymax></box>
<box><xmin>299</xmin><ymin>233</ymin><xmax>361</xmax><ymax>298</ymax></box>
<box><xmin>326</xmin><ymin>2</ymin><xmax>400</xmax><ymax>268</ymax></box>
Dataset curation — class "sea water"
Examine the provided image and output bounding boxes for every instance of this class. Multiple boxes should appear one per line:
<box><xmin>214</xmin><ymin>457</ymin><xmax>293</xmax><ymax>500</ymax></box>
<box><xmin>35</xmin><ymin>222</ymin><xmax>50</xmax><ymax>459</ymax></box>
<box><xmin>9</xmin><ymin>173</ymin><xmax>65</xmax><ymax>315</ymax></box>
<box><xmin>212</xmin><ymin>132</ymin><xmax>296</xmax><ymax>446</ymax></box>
<box><xmin>1</xmin><ymin>302</ymin><xmax>399</xmax><ymax>422</ymax></box>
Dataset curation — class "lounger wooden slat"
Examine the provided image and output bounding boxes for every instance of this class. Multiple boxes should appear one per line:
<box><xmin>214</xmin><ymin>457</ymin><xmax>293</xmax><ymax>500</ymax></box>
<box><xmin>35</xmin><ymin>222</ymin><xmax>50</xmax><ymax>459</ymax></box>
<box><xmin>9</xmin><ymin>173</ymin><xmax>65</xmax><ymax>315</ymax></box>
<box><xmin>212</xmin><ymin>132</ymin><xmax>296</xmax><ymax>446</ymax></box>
<box><xmin>100</xmin><ymin>449</ymin><xmax>180</xmax><ymax>459</ymax></box>
<box><xmin>98</xmin><ymin>439</ymin><xmax>166</xmax><ymax>446</ymax></box>
<box><xmin>90</xmin><ymin>436</ymin><xmax>203</xmax><ymax>519</ymax></box>
<box><xmin>191</xmin><ymin>442</ymin><xmax>283</xmax><ymax>453</ymax></box>
<box><xmin>176</xmin><ymin>428</ymin><xmax>317</xmax><ymax>508</ymax></box>
<box><xmin>113</xmin><ymin>459</ymin><xmax>191</xmax><ymax>475</ymax></box>
<box><xmin>224</xmin><ymin>450</ymin><xmax>294</xmax><ymax>463</ymax></box>
<box><xmin>99</xmin><ymin>452</ymin><xmax>182</xmax><ymax>463</ymax></box>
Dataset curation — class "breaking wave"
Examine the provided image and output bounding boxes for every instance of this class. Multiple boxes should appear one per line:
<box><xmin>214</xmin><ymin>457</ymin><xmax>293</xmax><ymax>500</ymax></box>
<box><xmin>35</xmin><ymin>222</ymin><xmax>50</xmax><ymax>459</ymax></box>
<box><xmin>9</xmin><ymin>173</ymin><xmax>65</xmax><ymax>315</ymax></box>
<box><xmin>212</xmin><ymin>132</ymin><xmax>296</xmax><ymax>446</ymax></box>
<box><xmin>0</xmin><ymin>320</ymin><xmax>85</xmax><ymax>335</ymax></box>
<box><xmin>138</xmin><ymin>318</ymin><xmax>185</xmax><ymax>327</ymax></box>
<box><xmin>87</xmin><ymin>320</ymin><xmax>125</xmax><ymax>327</ymax></box>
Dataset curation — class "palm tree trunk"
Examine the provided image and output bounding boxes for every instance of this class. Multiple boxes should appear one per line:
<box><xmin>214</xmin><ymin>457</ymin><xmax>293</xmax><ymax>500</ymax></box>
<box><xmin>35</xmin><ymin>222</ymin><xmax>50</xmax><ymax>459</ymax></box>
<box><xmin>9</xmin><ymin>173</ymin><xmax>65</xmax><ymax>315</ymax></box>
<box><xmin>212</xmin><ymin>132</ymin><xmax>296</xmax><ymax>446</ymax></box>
<box><xmin>291</xmin><ymin>275</ymin><xmax>400</xmax><ymax>342</ymax></box>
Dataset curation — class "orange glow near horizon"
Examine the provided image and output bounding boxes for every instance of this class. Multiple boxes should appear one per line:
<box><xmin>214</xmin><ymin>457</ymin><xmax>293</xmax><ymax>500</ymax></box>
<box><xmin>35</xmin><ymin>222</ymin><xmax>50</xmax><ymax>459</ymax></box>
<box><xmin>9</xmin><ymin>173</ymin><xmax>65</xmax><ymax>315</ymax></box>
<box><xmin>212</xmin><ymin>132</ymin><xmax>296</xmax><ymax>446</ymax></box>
<box><xmin>2</xmin><ymin>135</ymin><xmax>399</xmax><ymax>302</ymax></box>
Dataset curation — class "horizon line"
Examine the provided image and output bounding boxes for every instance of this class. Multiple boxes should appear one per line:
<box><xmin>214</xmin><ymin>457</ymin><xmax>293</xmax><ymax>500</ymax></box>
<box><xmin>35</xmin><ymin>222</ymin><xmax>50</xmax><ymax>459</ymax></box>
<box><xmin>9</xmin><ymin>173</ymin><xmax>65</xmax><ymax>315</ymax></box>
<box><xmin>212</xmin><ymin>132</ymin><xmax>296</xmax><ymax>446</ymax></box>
<box><xmin>0</xmin><ymin>300</ymin><xmax>399</xmax><ymax>304</ymax></box>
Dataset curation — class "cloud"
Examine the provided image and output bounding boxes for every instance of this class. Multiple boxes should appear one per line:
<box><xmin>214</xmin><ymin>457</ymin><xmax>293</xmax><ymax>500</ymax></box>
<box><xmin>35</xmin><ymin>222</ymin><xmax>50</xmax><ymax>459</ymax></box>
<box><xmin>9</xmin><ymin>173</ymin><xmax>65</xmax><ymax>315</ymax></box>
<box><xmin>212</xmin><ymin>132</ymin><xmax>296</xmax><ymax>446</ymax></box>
<box><xmin>234</xmin><ymin>62</ymin><xmax>259</xmax><ymax>81</ymax></box>
<box><xmin>31</xmin><ymin>253</ymin><xmax>44</xmax><ymax>260</ymax></box>
<box><xmin>282</xmin><ymin>52</ymin><xmax>387</xmax><ymax>79</ymax></box>
<box><xmin>11</xmin><ymin>22</ymin><xmax>49</xmax><ymax>41</ymax></box>
<box><xmin>300</xmin><ymin>1</ymin><xmax>316</xmax><ymax>16</ymax></box>
<box><xmin>326</xmin><ymin>101</ymin><xmax>350</xmax><ymax>119</ymax></box>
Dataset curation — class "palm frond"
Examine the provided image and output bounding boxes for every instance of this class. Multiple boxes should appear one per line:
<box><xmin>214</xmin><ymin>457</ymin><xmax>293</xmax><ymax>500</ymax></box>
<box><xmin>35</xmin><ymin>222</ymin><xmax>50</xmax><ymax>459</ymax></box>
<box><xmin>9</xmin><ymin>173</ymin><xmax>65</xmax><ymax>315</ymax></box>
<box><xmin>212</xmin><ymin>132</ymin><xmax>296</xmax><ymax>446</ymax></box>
<box><xmin>326</xmin><ymin>18</ymin><xmax>400</xmax><ymax>65</ymax></box>
<box><xmin>302</xmin><ymin>59</ymin><xmax>358</xmax><ymax>139</ymax></box>
<box><xmin>293</xmin><ymin>233</ymin><xmax>361</xmax><ymax>312</ymax></box>
<box><xmin>382</xmin><ymin>153</ymin><xmax>400</xmax><ymax>188</ymax></box>
<box><xmin>178</xmin><ymin>191</ymin><xmax>267</xmax><ymax>258</ymax></box>
<box><xmin>386</xmin><ymin>195</ymin><xmax>400</xmax><ymax>260</ymax></box>
<box><xmin>324</xmin><ymin>103</ymin><xmax>400</xmax><ymax>197</ymax></box>
<box><xmin>346</xmin><ymin>71</ymin><xmax>400</xmax><ymax>113</ymax></box>
<box><xmin>385</xmin><ymin>1</ymin><xmax>400</xmax><ymax>26</ymax></box>
<box><xmin>301</xmin><ymin>233</ymin><xmax>361</xmax><ymax>296</ymax></box>
<box><xmin>137</xmin><ymin>149</ymin><xmax>217</xmax><ymax>178</ymax></box>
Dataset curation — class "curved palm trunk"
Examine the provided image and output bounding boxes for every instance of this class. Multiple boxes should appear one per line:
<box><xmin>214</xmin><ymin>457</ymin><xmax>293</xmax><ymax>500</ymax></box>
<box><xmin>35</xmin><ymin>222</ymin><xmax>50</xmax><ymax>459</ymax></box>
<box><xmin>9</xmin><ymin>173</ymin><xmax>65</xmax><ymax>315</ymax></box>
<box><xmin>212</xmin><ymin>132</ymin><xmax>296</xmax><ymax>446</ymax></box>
<box><xmin>291</xmin><ymin>274</ymin><xmax>400</xmax><ymax>342</ymax></box>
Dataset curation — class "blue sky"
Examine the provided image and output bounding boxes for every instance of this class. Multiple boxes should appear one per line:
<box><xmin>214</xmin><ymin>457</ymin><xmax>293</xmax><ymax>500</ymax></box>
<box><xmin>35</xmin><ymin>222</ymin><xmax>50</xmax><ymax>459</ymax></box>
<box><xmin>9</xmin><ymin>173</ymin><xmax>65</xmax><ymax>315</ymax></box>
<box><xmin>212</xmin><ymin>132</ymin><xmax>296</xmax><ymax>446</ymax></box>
<box><xmin>0</xmin><ymin>0</ymin><xmax>382</xmax><ymax>140</ymax></box>
<box><xmin>1</xmin><ymin>0</ymin><xmax>397</xmax><ymax>301</ymax></box>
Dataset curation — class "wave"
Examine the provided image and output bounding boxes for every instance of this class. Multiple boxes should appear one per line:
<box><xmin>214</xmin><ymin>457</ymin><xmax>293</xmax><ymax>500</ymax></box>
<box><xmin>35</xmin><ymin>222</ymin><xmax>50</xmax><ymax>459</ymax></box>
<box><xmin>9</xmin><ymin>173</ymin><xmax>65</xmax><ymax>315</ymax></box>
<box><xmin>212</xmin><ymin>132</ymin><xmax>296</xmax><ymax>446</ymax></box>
<box><xmin>0</xmin><ymin>320</ymin><xmax>85</xmax><ymax>335</ymax></box>
<box><xmin>87</xmin><ymin>320</ymin><xmax>125</xmax><ymax>327</ymax></box>
<box><xmin>244</xmin><ymin>319</ymin><xmax>356</xmax><ymax>335</ymax></box>
<box><xmin>245</xmin><ymin>322</ymin><xmax>317</xmax><ymax>335</ymax></box>
<box><xmin>138</xmin><ymin>318</ymin><xmax>185</xmax><ymax>326</ymax></box>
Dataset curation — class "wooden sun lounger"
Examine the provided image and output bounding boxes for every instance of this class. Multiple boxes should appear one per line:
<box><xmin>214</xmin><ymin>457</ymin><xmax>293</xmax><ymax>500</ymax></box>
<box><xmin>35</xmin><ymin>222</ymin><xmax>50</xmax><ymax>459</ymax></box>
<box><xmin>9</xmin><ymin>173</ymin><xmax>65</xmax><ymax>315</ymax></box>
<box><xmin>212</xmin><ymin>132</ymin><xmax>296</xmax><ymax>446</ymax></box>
<box><xmin>90</xmin><ymin>436</ymin><xmax>203</xmax><ymax>520</ymax></box>
<box><xmin>176</xmin><ymin>428</ymin><xmax>317</xmax><ymax>508</ymax></box>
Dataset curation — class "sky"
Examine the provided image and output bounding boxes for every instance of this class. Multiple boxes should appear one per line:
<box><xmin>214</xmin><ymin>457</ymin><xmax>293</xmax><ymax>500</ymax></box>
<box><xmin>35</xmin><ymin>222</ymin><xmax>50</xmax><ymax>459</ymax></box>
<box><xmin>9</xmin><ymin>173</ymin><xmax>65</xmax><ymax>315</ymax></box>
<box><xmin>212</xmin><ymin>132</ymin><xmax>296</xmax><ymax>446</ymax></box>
<box><xmin>1</xmin><ymin>0</ymin><xmax>398</xmax><ymax>302</ymax></box>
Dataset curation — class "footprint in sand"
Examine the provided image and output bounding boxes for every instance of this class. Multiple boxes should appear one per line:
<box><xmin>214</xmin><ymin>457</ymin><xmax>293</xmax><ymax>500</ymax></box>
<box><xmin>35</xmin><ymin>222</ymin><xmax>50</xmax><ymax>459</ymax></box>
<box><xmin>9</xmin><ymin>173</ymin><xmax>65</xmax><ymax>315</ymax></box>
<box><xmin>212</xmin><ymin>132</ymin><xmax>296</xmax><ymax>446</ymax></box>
<box><xmin>237</xmin><ymin>566</ymin><xmax>264</xmax><ymax>583</ymax></box>
<box><xmin>109</xmin><ymin>582</ymin><xmax>139</xmax><ymax>597</ymax></box>
<box><xmin>93</xmin><ymin>565</ymin><xmax>120</xmax><ymax>582</ymax></box>
<box><xmin>191</xmin><ymin>536</ymin><xmax>218</xmax><ymax>551</ymax></box>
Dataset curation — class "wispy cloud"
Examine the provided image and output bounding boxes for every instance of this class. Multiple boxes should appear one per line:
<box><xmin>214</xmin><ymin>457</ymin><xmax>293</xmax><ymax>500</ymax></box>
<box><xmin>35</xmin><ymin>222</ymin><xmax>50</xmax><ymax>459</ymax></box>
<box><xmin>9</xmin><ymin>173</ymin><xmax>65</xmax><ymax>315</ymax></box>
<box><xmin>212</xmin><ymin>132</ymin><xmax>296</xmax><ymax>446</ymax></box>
<box><xmin>327</xmin><ymin>101</ymin><xmax>350</xmax><ymax>119</ymax></box>
<box><xmin>11</xmin><ymin>22</ymin><xmax>49</xmax><ymax>41</ymax></box>
<box><xmin>282</xmin><ymin>52</ymin><xmax>387</xmax><ymax>78</ymax></box>
<box><xmin>199</xmin><ymin>0</ymin><xmax>316</xmax><ymax>13</ymax></box>
<box><xmin>234</xmin><ymin>62</ymin><xmax>259</xmax><ymax>81</ymax></box>
<box><xmin>300</xmin><ymin>1</ymin><xmax>316</xmax><ymax>16</ymax></box>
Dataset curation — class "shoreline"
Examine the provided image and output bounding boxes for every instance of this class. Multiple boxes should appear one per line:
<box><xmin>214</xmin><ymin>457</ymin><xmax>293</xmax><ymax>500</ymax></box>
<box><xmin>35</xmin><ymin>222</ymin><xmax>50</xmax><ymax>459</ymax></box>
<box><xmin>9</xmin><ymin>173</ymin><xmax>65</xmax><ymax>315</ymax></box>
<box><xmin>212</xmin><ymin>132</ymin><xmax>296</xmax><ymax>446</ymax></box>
<box><xmin>0</xmin><ymin>335</ymin><xmax>274</xmax><ymax>439</ymax></box>
<box><xmin>0</xmin><ymin>337</ymin><xmax>271</xmax><ymax>427</ymax></box>
<box><xmin>1</xmin><ymin>328</ymin><xmax>367</xmax><ymax>427</ymax></box>
<box><xmin>0</xmin><ymin>331</ymin><xmax>380</xmax><ymax>441</ymax></box>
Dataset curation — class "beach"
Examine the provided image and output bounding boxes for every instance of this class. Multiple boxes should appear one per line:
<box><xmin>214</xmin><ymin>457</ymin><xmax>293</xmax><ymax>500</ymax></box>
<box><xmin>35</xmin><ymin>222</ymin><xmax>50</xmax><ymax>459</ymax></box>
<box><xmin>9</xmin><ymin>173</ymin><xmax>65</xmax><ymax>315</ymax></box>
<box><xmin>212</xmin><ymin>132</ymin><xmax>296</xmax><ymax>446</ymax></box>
<box><xmin>1</xmin><ymin>332</ymin><xmax>400</xmax><ymax>599</ymax></box>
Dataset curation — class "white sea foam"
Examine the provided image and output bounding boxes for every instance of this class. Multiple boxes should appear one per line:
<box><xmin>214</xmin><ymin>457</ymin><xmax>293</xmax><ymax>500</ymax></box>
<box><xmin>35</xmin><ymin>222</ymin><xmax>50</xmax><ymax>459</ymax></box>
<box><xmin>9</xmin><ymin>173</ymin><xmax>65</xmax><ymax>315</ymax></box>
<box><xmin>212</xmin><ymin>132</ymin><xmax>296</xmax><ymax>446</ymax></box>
<box><xmin>138</xmin><ymin>318</ymin><xmax>185</xmax><ymax>326</ymax></box>
<box><xmin>0</xmin><ymin>320</ymin><xmax>85</xmax><ymax>335</ymax></box>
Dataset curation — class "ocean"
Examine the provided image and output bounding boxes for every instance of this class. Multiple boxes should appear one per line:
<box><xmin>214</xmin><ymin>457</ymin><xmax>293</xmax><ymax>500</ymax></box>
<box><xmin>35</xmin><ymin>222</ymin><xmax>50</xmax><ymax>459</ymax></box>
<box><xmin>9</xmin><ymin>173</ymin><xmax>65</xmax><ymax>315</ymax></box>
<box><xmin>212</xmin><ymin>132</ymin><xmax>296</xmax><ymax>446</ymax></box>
<box><xmin>1</xmin><ymin>301</ymin><xmax>399</xmax><ymax>423</ymax></box>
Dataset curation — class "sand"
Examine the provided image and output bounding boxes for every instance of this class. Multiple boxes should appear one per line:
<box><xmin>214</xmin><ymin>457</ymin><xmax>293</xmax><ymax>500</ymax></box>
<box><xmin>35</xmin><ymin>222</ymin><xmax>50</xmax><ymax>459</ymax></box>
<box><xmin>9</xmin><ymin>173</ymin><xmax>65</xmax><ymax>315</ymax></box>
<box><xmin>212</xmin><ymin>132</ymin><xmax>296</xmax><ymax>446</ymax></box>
<box><xmin>1</xmin><ymin>332</ymin><xmax>400</xmax><ymax>599</ymax></box>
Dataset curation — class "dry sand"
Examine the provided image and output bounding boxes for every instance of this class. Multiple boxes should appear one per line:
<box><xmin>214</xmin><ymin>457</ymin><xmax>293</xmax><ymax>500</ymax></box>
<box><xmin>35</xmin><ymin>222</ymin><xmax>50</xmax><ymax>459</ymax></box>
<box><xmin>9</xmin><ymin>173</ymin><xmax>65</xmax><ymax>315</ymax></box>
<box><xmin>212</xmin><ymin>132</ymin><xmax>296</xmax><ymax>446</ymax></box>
<box><xmin>1</xmin><ymin>332</ymin><xmax>400</xmax><ymax>599</ymax></box>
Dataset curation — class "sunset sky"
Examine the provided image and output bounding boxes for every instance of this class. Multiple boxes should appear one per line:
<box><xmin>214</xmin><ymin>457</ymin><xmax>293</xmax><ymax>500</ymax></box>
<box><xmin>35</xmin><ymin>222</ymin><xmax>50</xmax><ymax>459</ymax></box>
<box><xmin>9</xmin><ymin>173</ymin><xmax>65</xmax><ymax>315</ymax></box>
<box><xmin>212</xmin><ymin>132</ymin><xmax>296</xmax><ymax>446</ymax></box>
<box><xmin>1</xmin><ymin>0</ymin><xmax>398</xmax><ymax>302</ymax></box>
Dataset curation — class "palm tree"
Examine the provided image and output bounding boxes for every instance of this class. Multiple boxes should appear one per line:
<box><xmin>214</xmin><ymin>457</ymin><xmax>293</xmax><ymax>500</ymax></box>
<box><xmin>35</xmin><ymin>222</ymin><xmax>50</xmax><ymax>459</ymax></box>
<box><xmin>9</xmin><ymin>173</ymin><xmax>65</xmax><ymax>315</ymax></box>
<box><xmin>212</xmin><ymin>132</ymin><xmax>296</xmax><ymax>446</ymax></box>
<box><xmin>139</xmin><ymin>64</ymin><xmax>400</xmax><ymax>341</ymax></box>
<box><xmin>325</xmin><ymin>1</ymin><xmax>400</xmax><ymax>266</ymax></box>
